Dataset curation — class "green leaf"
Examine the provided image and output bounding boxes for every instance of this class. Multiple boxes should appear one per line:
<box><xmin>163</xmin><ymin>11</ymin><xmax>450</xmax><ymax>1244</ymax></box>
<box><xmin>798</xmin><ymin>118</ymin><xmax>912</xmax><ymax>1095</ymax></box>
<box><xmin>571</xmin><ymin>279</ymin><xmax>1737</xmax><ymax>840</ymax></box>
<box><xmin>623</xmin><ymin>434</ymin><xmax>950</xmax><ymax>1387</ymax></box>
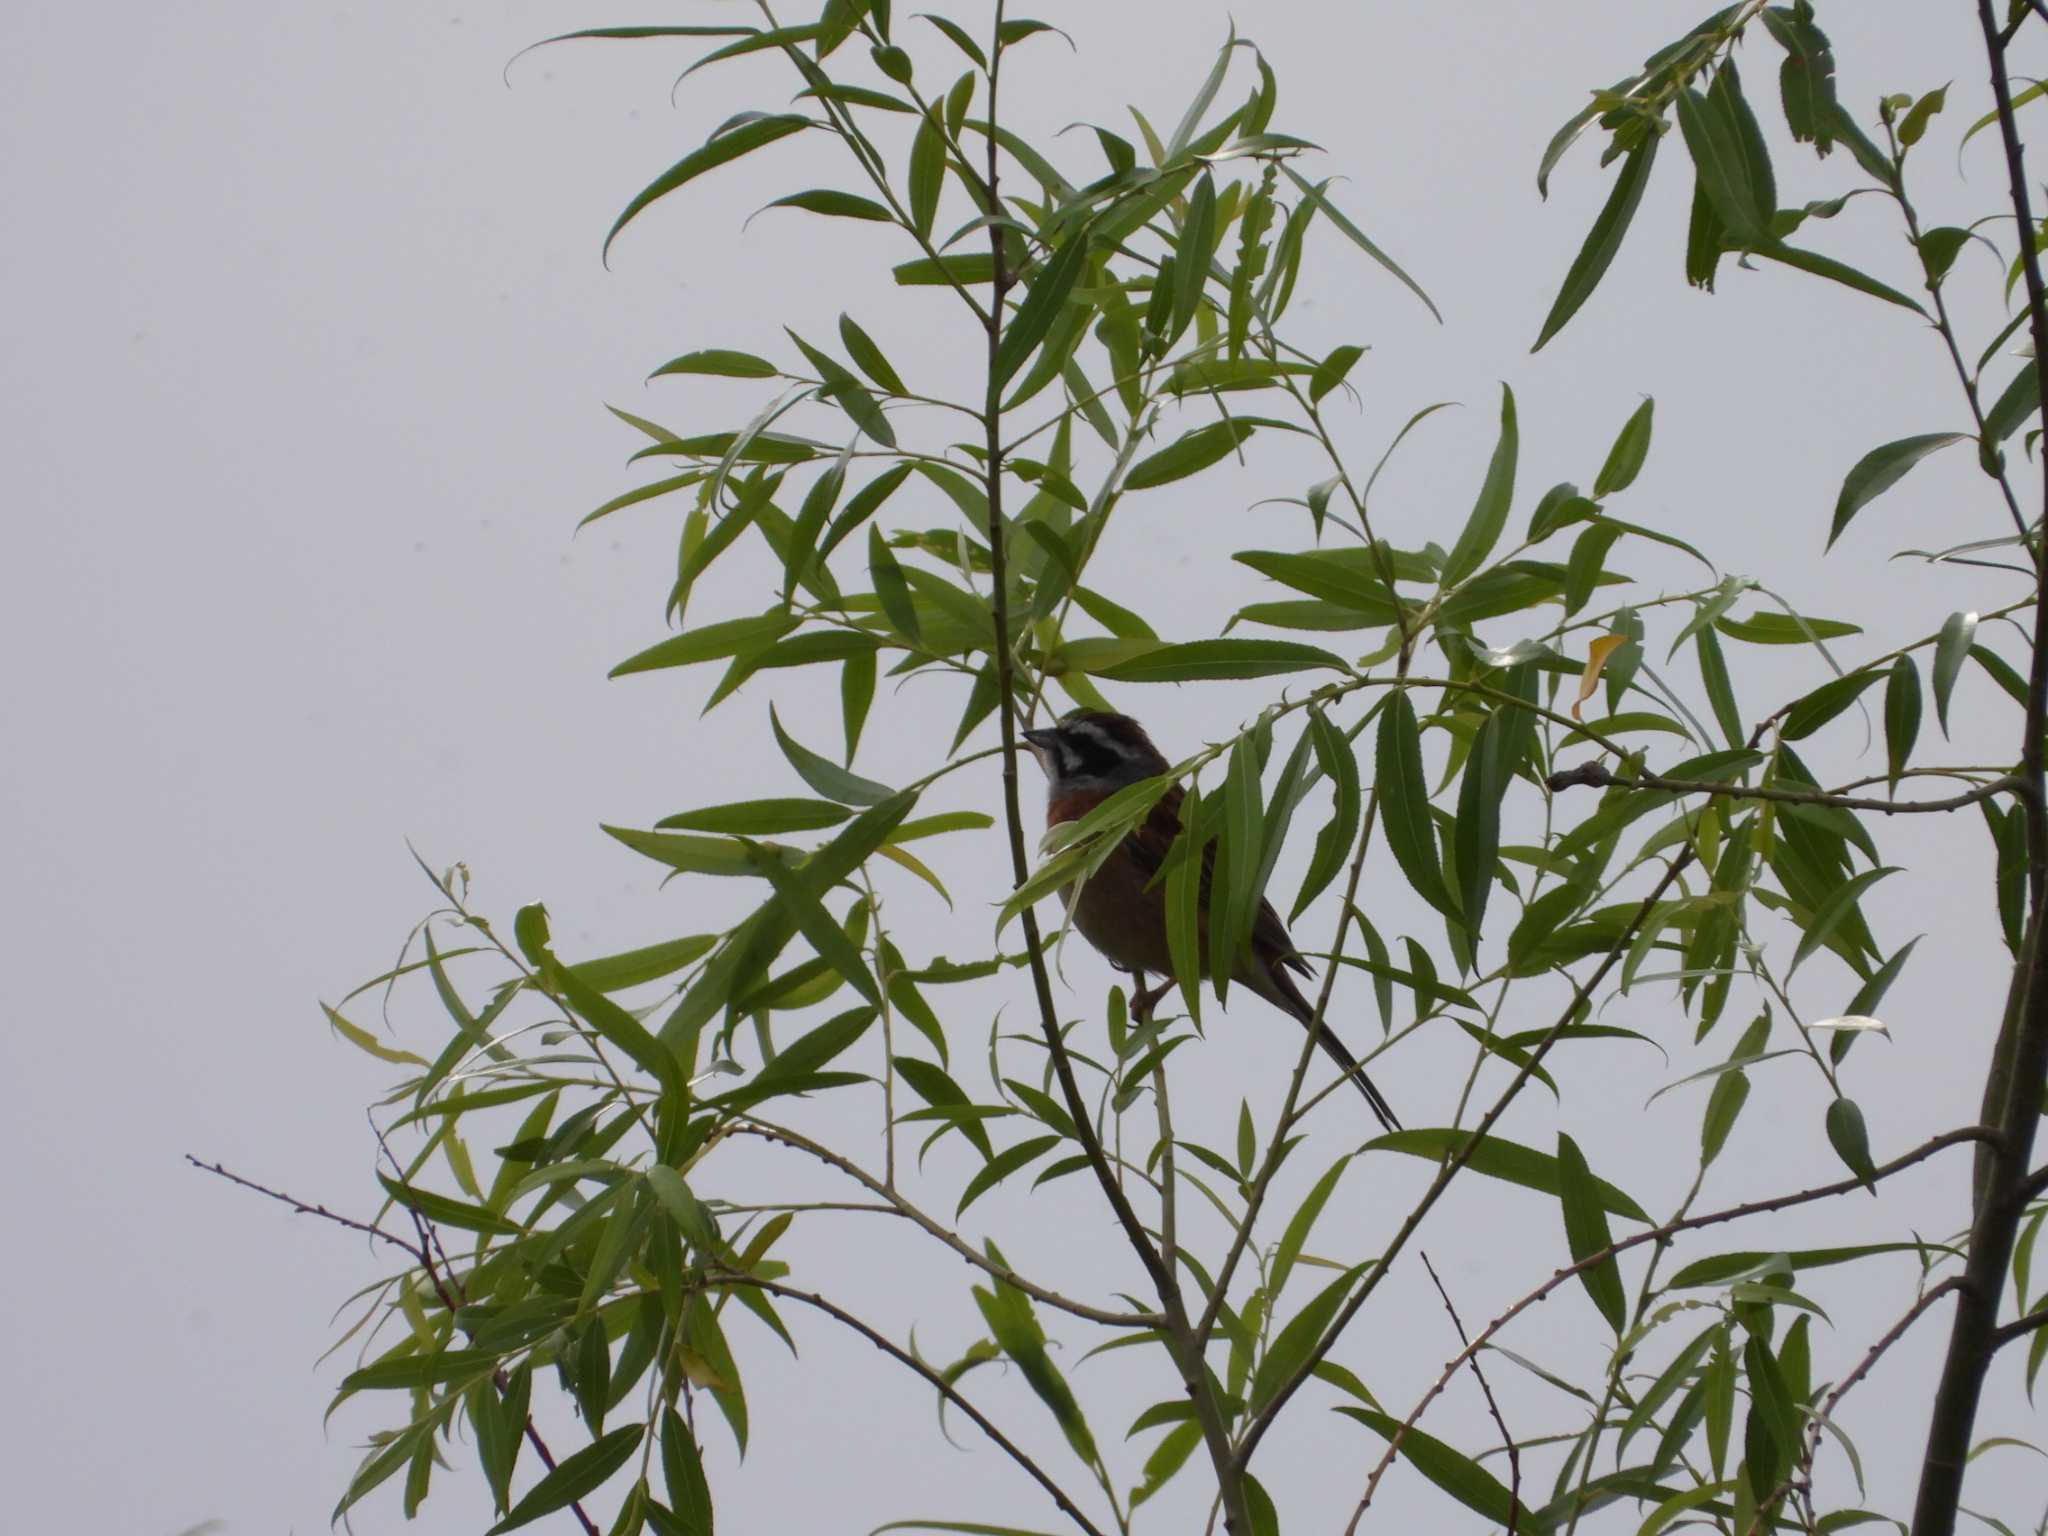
<box><xmin>656</xmin><ymin>799</ymin><xmax>850</xmax><ymax>835</ymax></box>
<box><xmin>1828</xmin><ymin>433</ymin><xmax>1969</xmax><ymax>548</ymax></box>
<box><xmin>748</xmin><ymin>855</ymin><xmax>881</xmax><ymax>1008</ymax></box>
<box><xmin>1279</xmin><ymin>165</ymin><xmax>1442</xmax><ymax>322</ymax></box>
<box><xmin>1310</xmin><ymin>343</ymin><xmax>1366</xmax><ymax>402</ymax></box>
<box><xmin>1293</xmin><ymin>708</ymin><xmax>1361</xmax><ymax>921</ymax></box>
<box><xmin>1884</xmin><ymin>656</ymin><xmax>1921</xmax><ymax>792</ymax></box>
<box><xmin>607</xmin><ymin>116</ymin><xmax>810</xmax><ymax>260</ymax></box>
<box><xmin>1717</xmin><ymin>610</ymin><xmax>1860</xmax><ymax>645</ymax></box>
<box><xmin>1534</xmin><ymin>133</ymin><xmax>1657</xmax><ymax>351</ymax></box>
<box><xmin>1270</xmin><ymin>1154</ymin><xmax>1350</xmax><ymax>1300</ymax></box>
<box><xmin>650</xmin><ymin>349</ymin><xmax>779</xmax><ymax>380</ymax></box>
<box><xmin>601</xmin><ymin>827</ymin><xmax>758</xmax><ymax>879</ymax></box>
<box><xmin>1123</xmin><ymin>420</ymin><xmax>1256</xmax><ymax>490</ymax></box>
<box><xmin>1335</xmin><ymin>1408</ymin><xmax>1526</xmax><ymax>1527</ymax></box>
<box><xmin>1248</xmin><ymin>1264</ymin><xmax>1364</xmax><ymax>1414</ymax></box>
<box><xmin>1932</xmin><ymin>610</ymin><xmax>1978</xmax><ymax>737</ymax></box>
<box><xmin>772</xmin><ymin>704</ymin><xmax>897</xmax><ymax>804</ymax></box>
<box><xmin>787</xmin><ymin>330</ymin><xmax>896</xmax><ymax>447</ymax></box>
<box><xmin>957</xmin><ymin>1135</ymin><xmax>1061</xmax><ymax>1216</ymax></box>
<box><xmin>1782</xmin><ymin>668</ymin><xmax>1883</xmax><ymax>741</ymax></box>
<box><xmin>342</xmin><ymin>1348</ymin><xmax>503</xmax><ymax>1393</ymax></box>
<box><xmin>1898</xmin><ymin>83</ymin><xmax>1947</xmax><ymax>146</ymax></box>
<box><xmin>1700</xmin><ymin>1069</ymin><xmax>1750</xmax><ymax>1169</ymax></box>
<box><xmin>1093</xmin><ymin>638</ymin><xmax>1346</xmax><ymax>683</ymax></box>
<box><xmin>760</xmin><ymin>188</ymin><xmax>893</xmax><ymax>222</ymax></box>
<box><xmin>1129</xmin><ymin>1421</ymin><xmax>1203</xmax><ymax>1510</ymax></box>
<box><xmin>1365</xmin><ymin>1128</ymin><xmax>1648</xmax><ymax>1221</ymax></box>
<box><xmin>566</xmin><ymin>934</ymin><xmax>720</xmax><ymax>993</ymax></box>
<box><xmin>1985</xmin><ymin>357</ymin><xmax>2043</xmax><ymax>443</ymax></box>
<box><xmin>660</xmin><ymin>1410</ymin><xmax>713</xmax><ymax>1535</ymax></box>
<box><xmin>488</xmin><ymin>1423</ymin><xmax>645</xmax><ymax>1534</ymax></box>
<box><xmin>1376</xmin><ymin>696</ymin><xmax>1459</xmax><ymax>922</ymax></box>
<box><xmin>993</xmin><ymin>230</ymin><xmax>1090</xmax><ymax>388</ymax></box>
<box><xmin>1756</xmin><ymin>241</ymin><xmax>1928</xmax><ymax>317</ymax></box>
<box><xmin>611</xmin><ymin>611</ymin><xmax>796</xmax><ymax>679</ymax></box>
<box><xmin>1825</xmin><ymin>1096</ymin><xmax>1877</xmax><ymax>1188</ymax></box>
<box><xmin>1557</xmin><ymin>1133</ymin><xmax>1626</xmax><ymax>1331</ymax></box>
<box><xmin>1442</xmin><ymin>384</ymin><xmax>1518</xmax><ymax>585</ymax></box>
<box><xmin>908</xmin><ymin>107</ymin><xmax>946</xmax><ymax>239</ymax></box>
<box><xmin>1670</xmin><ymin>1241</ymin><xmax>1934</xmax><ymax>1289</ymax></box>
<box><xmin>1594</xmin><ymin>397</ymin><xmax>1654</xmax><ymax>496</ymax></box>
<box><xmin>867</xmin><ymin>525</ymin><xmax>924</xmax><ymax>643</ymax></box>
<box><xmin>1678</xmin><ymin>85</ymin><xmax>1767</xmax><ymax>243</ymax></box>
<box><xmin>893</xmin><ymin>252</ymin><xmax>996</xmax><ymax>286</ymax></box>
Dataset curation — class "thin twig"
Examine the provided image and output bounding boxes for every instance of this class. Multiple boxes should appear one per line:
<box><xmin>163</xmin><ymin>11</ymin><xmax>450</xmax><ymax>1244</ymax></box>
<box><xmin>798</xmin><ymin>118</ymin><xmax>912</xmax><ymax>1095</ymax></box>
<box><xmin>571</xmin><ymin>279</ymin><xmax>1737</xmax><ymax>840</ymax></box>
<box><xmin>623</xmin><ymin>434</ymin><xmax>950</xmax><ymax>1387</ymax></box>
<box><xmin>192</xmin><ymin>1153</ymin><xmax>602</xmax><ymax>1536</ymax></box>
<box><xmin>729</xmin><ymin>1118</ymin><xmax>1162</xmax><ymax>1328</ymax></box>
<box><xmin>1251</xmin><ymin>846</ymin><xmax>1700</xmax><ymax>1496</ymax></box>
<box><xmin>1353</xmin><ymin>1126</ymin><xmax>1991</xmax><ymax>1520</ymax></box>
<box><xmin>1544</xmin><ymin>761</ymin><xmax>2019</xmax><ymax>814</ymax></box>
<box><xmin>1992</xmin><ymin>1302</ymin><xmax>2048</xmax><ymax>1349</ymax></box>
<box><xmin>705</xmin><ymin>1273</ymin><xmax>1109</xmax><ymax>1536</ymax></box>
<box><xmin>1419</xmin><ymin>1252</ymin><xmax>1519</xmax><ymax>1533</ymax></box>
<box><xmin>185</xmin><ymin>1155</ymin><xmax>423</xmax><ymax>1261</ymax></box>
<box><xmin>1748</xmin><ymin>1278</ymin><xmax>1963</xmax><ymax>1534</ymax></box>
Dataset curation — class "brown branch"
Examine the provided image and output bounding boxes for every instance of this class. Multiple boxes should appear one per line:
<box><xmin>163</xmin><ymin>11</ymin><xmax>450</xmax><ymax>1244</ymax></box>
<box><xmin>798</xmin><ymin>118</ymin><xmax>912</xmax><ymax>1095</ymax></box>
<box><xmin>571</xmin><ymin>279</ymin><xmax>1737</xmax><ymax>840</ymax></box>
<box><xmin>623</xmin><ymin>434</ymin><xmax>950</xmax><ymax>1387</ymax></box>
<box><xmin>1544</xmin><ymin>760</ymin><xmax>2019</xmax><ymax>815</ymax></box>
<box><xmin>1915</xmin><ymin>12</ymin><xmax>2048</xmax><ymax>1533</ymax></box>
<box><xmin>728</xmin><ymin>1119</ymin><xmax>1162</xmax><ymax>1329</ymax></box>
<box><xmin>192</xmin><ymin>1153</ymin><xmax>602</xmax><ymax>1536</ymax></box>
<box><xmin>1352</xmin><ymin>1125</ymin><xmax>1990</xmax><ymax>1521</ymax></box>
<box><xmin>1419</xmin><ymin>1252</ymin><xmax>1518</xmax><ymax>1535</ymax></box>
<box><xmin>186</xmin><ymin>1155</ymin><xmax>424</xmax><ymax>1261</ymax></box>
<box><xmin>1748</xmin><ymin>1278</ymin><xmax>1963</xmax><ymax>1534</ymax></box>
<box><xmin>1992</xmin><ymin>1303</ymin><xmax>2048</xmax><ymax>1349</ymax></box>
<box><xmin>1251</xmin><ymin>845</ymin><xmax>1699</xmax><ymax>1493</ymax></box>
<box><xmin>705</xmin><ymin>1273</ymin><xmax>1108</xmax><ymax>1536</ymax></box>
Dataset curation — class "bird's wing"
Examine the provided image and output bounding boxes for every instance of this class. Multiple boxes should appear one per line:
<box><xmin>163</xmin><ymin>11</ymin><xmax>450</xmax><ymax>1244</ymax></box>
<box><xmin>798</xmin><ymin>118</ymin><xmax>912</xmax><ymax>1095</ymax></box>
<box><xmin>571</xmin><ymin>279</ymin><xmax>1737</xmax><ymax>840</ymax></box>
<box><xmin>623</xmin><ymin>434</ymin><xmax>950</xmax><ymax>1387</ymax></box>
<box><xmin>1121</xmin><ymin>785</ymin><xmax>1310</xmax><ymax>976</ymax></box>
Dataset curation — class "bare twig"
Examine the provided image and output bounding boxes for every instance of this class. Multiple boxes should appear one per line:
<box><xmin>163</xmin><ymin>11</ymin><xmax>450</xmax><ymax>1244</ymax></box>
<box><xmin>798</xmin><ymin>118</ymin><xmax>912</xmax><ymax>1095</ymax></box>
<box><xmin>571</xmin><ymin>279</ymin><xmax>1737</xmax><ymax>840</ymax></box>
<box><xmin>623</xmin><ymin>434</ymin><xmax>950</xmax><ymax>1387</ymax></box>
<box><xmin>1749</xmin><ymin>1279</ymin><xmax>1963</xmax><ymax>1534</ymax></box>
<box><xmin>1353</xmin><ymin>1126</ymin><xmax>1991</xmax><ymax>1520</ymax></box>
<box><xmin>729</xmin><ymin>1118</ymin><xmax>1162</xmax><ymax>1328</ymax></box>
<box><xmin>192</xmin><ymin>1153</ymin><xmax>601</xmax><ymax>1536</ymax></box>
<box><xmin>186</xmin><ymin>1155</ymin><xmax>422</xmax><ymax>1261</ymax></box>
<box><xmin>706</xmin><ymin>1273</ymin><xmax>1108</xmax><ymax>1536</ymax></box>
<box><xmin>1420</xmin><ymin>1252</ymin><xmax>1519</xmax><ymax>1533</ymax></box>
<box><xmin>1248</xmin><ymin>846</ymin><xmax>1700</xmax><ymax>1495</ymax></box>
<box><xmin>1544</xmin><ymin>761</ymin><xmax>2019</xmax><ymax>815</ymax></box>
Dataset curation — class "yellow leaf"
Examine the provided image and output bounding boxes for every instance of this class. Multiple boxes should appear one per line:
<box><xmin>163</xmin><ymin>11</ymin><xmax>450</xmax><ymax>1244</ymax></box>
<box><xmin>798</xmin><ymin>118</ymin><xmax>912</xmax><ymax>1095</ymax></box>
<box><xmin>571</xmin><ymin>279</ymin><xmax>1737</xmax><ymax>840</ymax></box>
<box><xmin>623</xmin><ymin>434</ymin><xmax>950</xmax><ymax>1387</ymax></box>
<box><xmin>1573</xmin><ymin>634</ymin><xmax>1631</xmax><ymax>719</ymax></box>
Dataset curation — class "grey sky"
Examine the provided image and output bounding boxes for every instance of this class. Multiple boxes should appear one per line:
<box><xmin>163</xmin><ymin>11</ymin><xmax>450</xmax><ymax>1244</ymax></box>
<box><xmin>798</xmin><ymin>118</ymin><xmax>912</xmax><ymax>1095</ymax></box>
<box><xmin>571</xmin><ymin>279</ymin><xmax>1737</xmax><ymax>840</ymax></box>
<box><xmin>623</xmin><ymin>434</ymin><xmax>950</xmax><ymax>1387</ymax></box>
<box><xmin>4</xmin><ymin>2</ymin><xmax>2043</xmax><ymax>1532</ymax></box>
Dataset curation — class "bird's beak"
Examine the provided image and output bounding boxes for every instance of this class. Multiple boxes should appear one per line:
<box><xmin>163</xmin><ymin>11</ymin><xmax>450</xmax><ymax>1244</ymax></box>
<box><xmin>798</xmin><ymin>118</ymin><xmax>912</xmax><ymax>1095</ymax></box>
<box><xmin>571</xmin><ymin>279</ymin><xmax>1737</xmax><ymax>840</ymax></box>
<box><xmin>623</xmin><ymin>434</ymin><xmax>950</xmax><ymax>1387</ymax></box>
<box><xmin>1019</xmin><ymin>727</ymin><xmax>1057</xmax><ymax>768</ymax></box>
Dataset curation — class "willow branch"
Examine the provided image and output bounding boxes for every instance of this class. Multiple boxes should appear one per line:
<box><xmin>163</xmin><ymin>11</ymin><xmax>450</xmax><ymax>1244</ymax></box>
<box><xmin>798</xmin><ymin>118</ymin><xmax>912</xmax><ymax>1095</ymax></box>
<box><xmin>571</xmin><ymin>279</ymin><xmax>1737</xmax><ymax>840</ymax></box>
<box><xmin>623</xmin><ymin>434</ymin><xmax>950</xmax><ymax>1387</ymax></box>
<box><xmin>1544</xmin><ymin>761</ymin><xmax>2020</xmax><ymax>814</ymax></box>
<box><xmin>1249</xmin><ymin>846</ymin><xmax>1698</xmax><ymax>1486</ymax></box>
<box><xmin>1353</xmin><ymin>1125</ymin><xmax>1990</xmax><ymax>1519</ymax></box>
<box><xmin>1420</xmin><ymin>1252</ymin><xmax>1518</xmax><ymax>1535</ymax></box>
<box><xmin>707</xmin><ymin>1273</ymin><xmax>1107</xmax><ymax>1536</ymax></box>
<box><xmin>728</xmin><ymin>1119</ymin><xmax>1162</xmax><ymax>1328</ymax></box>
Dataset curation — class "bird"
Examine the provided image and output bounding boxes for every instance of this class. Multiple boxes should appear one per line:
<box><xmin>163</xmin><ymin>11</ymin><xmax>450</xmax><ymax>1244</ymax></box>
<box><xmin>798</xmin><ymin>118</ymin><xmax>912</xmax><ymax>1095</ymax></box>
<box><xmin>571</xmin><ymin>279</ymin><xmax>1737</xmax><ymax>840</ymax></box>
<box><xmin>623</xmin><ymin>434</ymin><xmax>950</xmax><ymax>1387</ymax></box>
<box><xmin>1018</xmin><ymin>710</ymin><xmax>1400</xmax><ymax>1132</ymax></box>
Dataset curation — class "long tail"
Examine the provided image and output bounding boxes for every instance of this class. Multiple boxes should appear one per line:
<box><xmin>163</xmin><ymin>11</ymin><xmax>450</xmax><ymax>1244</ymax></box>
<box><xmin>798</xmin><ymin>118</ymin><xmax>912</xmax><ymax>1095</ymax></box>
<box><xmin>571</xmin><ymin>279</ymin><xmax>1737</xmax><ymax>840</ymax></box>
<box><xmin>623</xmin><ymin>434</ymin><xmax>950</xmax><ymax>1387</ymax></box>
<box><xmin>1258</xmin><ymin>965</ymin><xmax>1401</xmax><ymax>1134</ymax></box>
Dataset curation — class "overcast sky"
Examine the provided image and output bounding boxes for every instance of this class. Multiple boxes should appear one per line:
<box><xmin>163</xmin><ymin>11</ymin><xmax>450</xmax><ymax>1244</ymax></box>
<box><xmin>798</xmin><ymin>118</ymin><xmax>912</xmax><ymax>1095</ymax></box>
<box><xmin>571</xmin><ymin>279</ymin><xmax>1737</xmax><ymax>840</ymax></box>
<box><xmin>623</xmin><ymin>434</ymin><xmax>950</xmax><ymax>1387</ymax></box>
<box><xmin>5</xmin><ymin>2</ymin><xmax>2045</xmax><ymax>1532</ymax></box>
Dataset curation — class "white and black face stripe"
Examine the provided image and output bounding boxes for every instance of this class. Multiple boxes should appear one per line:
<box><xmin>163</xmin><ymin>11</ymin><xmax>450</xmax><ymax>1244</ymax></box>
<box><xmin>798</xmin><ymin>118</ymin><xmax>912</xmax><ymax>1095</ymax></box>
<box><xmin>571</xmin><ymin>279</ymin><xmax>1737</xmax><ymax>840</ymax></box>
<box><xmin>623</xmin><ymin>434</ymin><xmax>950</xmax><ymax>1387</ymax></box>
<box><xmin>1022</xmin><ymin>714</ymin><xmax>1161</xmax><ymax>789</ymax></box>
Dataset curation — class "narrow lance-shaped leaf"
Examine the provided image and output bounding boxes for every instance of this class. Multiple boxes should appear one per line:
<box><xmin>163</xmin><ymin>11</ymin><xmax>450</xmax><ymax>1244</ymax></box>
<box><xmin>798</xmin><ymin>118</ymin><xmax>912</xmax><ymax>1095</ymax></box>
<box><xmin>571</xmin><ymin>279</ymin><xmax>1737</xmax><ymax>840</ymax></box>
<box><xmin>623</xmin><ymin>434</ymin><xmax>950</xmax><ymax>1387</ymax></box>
<box><xmin>1335</xmin><ymin>1408</ymin><xmax>1527</xmax><ymax>1528</ymax></box>
<box><xmin>1442</xmin><ymin>383</ymin><xmax>1518</xmax><ymax>585</ymax></box>
<box><xmin>1534</xmin><ymin>133</ymin><xmax>1658</xmax><ymax>351</ymax></box>
<box><xmin>1828</xmin><ymin>433</ymin><xmax>1969</xmax><ymax>549</ymax></box>
<box><xmin>1376</xmin><ymin>695</ymin><xmax>1459</xmax><ymax>922</ymax></box>
<box><xmin>486</xmin><ymin>1423</ymin><xmax>646</xmax><ymax>1535</ymax></box>
<box><xmin>1932</xmin><ymin>609</ymin><xmax>1978</xmax><ymax>737</ymax></box>
<box><xmin>606</xmin><ymin>116</ymin><xmax>810</xmax><ymax>260</ymax></box>
<box><xmin>1594</xmin><ymin>396</ymin><xmax>1654</xmax><ymax>496</ymax></box>
<box><xmin>1557</xmin><ymin>1132</ymin><xmax>1627</xmax><ymax>1331</ymax></box>
<box><xmin>1884</xmin><ymin>655</ymin><xmax>1921</xmax><ymax>791</ymax></box>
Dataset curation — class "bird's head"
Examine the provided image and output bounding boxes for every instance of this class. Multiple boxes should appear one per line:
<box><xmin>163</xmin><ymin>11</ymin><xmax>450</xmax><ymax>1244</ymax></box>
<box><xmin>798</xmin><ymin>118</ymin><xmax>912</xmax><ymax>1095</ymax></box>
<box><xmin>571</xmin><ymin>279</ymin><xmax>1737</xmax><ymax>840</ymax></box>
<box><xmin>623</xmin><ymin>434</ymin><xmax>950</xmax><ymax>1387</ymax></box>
<box><xmin>1019</xmin><ymin>711</ymin><xmax>1171</xmax><ymax>797</ymax></box>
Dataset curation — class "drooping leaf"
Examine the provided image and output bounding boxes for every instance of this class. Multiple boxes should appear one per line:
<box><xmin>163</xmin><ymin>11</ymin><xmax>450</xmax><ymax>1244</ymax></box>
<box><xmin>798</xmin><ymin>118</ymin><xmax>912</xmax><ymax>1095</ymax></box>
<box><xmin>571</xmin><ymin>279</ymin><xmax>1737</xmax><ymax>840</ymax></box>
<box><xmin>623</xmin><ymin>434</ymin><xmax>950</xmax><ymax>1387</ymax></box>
<box><xmin>1557</xmin><ymin>1133</ymin><xmax>1626</xmax><ymax>1331</ymax></box>
<box><xmin>1376</xmin><ymin>695</ymin><xmax>1459</xmax><ymax>923</ymax></box>
<box><xmin>1931</xmin><ymin>610</ymin><xmax>1978</xmax><ymax>737</ymax></box>
<box><xmin>1828</xmin><ymin>433</ymin><xmax>1969</xmax><ymax>548</ymax></box>
<box><xmin>607</xmin><ymin>116</ymin><xmax>811</xmax><ymax>259</ymax></box>
<box><xmin>1123</xmin><ymin>420</ymin><xmax>1258</xmax><ymax>490</ymax></box>
<box><xmin>1534</xmin><ymin>134</ymin><xmax>1658</xmax><ymax>351</ymax></box>
<box><xmin>1335</xmin><ymin>1408</ymin><xmax>1527</xmax><ymax>1527</ymax></box>
<box><xmin>1441</xmin><ymin>384</ymin><xmax>1519</xmax><ymax>585</ymax></box>
<box><xmin>1364</xmin><ymin>1128</ymin><xmax>1649</xmax><ymax>1220</ymax></box>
